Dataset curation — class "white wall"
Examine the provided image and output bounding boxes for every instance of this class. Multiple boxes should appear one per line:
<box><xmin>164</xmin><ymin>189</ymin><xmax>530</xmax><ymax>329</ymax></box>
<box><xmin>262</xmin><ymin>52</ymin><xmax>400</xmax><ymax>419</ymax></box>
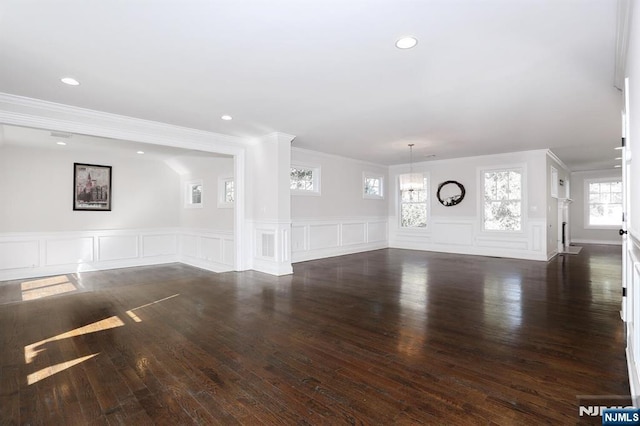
<box><xmin>168</xmin><ymin>155</ymin><xmax>234</xmax><ymax>231</ymax></box>
<box><xmin>569</xmin><ymin>169</ymin><xmax>622</xmax><ymax>245</ymax></box>
<box><xmin>389</xmin><ymin>149</ymin><xmax>549</xmax><ymax>260</ymax></box>
<box><xmin>0</xmin><ymin>145</ymin><xmax>237</xmax><ymax>280</ymax></box>
<box><xmin>0</xmin><ymin>145</ymin><xmax>180</xmax><ymax>232</ymax></box>
<box><xmin>291</xmin><ymin>148</ymin><xmax>388</xmax><ymax>219</ymax></box>
<box><xmin>290</xmin><ymin>148</ymin><xmax>388</xmax><ymax>262</ymax></box>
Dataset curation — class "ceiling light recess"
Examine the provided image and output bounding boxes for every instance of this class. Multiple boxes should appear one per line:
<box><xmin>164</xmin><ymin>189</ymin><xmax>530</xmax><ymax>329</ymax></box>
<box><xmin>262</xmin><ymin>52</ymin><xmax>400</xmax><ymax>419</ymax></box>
<box><xmin>137</xmin><ymin>151</ymin><xmax>145</xmax><ymax>155</ymax></box>
<box><xmin>221</xmin><ymin>115</ymin><xmax>232</xmax><ymax>121</ymax></box>
<box><xmin>61</xmin><ymin>77</ymin><xmax>80</xmax><ymax>86</ymax></box>
<box><xmin>396</xmin><ymin>36</ymin><xmax>418</xmax><ymax>49</ymax></box>
<box><xmin>56</xmin><ymin>141</ymin><xmax>66</xmax><ymax>146</ymax></box>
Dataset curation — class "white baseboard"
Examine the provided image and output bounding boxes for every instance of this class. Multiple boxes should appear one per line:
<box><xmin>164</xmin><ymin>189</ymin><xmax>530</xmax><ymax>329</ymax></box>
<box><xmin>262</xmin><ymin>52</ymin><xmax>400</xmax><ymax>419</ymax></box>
<box><xmin>179</xmin><ymin>256</ymin><xmax>234</xmax><ymax>274</ymax></box>
<box><xmin>292</xmin><ymin>242</ymin><xmax>387</xmax><ymax>263</ymax></box>
<box><xmin>388</xmin><ymin>241</ymin><xmax>549</xmax><ymax>261</ymax></box>
<box><xmin>0</xmin><ymin>255</ymin><xmax>178</xmax><ymax>282</ymax></box>
<box><xmin>571</xmin><ymin>239</ymin><xmax>622</xmax><ymax>246</ymax></box>
<box><xmin>252</xmin><ymin>258</ymin><xmax>293</xmax><ymax>276</ymax></box>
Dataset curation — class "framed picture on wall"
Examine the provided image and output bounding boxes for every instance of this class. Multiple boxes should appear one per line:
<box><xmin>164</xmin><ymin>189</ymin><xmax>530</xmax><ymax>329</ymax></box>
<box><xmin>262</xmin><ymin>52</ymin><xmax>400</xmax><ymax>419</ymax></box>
<box><xmin>73</xmin><ymin>163</ymin><xmax>112</xmax><ymax>211</ymax></box>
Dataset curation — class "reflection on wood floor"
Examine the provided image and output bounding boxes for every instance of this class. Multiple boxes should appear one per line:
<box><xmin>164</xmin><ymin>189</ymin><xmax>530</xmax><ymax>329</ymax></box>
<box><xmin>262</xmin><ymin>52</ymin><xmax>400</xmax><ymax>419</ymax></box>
<box><xmin>0</xmin><ymin>245</ymin><xmax>629</xmax><ymax>424</ymax></box>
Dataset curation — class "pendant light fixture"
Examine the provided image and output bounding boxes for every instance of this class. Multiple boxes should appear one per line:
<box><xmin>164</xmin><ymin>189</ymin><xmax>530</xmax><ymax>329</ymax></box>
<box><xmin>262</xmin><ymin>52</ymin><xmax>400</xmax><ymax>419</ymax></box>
<box><xmin>399</xmin><ymin>144</ymin><xmax>424</xmax><ymax>192</ymax></box>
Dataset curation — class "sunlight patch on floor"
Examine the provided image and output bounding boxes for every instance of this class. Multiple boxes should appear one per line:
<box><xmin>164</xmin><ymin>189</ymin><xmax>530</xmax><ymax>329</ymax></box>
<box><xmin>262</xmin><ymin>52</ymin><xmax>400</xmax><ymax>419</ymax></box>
<box><xmin>125</xmin><ymin>293</ymin><xmax>180</xmax><ymax>323</ymax></box>
<box><xmin>21</xmin><ymin>275</ymin><xmax>77</xmax><ymax>301</ymax></box>
<box><xmin>27</xmin><ymin>353</ymin><xmax>99</xmax><ymax>385</ymax></box>
<box><xmin>24</xmin><ymin>315</ymin><xmax>125</xmax><ymax>364</ymax></box>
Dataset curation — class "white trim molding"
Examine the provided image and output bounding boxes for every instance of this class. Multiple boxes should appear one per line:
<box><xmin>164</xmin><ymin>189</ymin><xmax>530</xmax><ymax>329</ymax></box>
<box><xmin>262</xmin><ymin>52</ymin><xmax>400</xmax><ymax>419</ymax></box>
<box><xmin>247</xmin><ymin>220</ymin><xmax>293</xmax><ymax>276</ymax></box>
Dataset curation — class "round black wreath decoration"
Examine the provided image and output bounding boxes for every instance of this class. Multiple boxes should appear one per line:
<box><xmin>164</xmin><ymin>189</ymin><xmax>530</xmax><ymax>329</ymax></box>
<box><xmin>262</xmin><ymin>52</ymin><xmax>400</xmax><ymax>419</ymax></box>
<box><xmin>437</xmin><ymin>180</ymin><xmax>466</xmax><ymax>207</ymax></box>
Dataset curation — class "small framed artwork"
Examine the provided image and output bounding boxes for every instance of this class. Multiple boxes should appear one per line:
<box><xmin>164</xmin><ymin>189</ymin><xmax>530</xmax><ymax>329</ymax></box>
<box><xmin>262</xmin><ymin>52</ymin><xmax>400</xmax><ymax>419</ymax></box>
<box><xmin>73</xmin><ymin>163</ymin><xmax>112</xmax><ymax>211</ymax></box>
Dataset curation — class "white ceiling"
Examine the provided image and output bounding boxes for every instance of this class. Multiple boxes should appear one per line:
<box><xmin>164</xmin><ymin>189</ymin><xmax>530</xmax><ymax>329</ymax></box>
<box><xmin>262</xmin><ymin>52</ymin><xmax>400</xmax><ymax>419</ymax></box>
<box><xmin>0</xmin><ymin>0</ymin><xmax>623</xmax><ymax>170</ymax></box>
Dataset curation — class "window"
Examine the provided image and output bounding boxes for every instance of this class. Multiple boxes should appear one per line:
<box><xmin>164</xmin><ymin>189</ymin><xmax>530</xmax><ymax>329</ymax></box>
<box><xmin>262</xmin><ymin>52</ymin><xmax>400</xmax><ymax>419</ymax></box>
<box><xmin>400</xmin><ymin>176</ymin><xmax>427</xmax><ymax>228</ymax></box>
<box><xmin>218</xmin><ymin>177</ymin><xmax>234</xmax><ymax>208</ymax></box>
<box><xmin>291</xmin><ymin>165</ymin><xmax>321</xmax><ymax>195</ymax></box>
<box><xmin>586</xmin><ymin>179</ymin><xmax>622</xmax><ymax>227</ymax></box>
<box><xmin>363</xmin><ymin>173</ymin><xmax>384</xmax><ymax>199</ymax></box>
<box><xmin>482</xmin><ymin>169</ymin><xmax>522</xmax><ymax>231</ymax></box>
<box><xmin>224</xmin><ymin>180</ymin><xmax>234</xmax><ymax>203</ymax></box>
<box><xmin>185</xmin><ymin>179</ymin><xmax>203</xmax><ymax>208</ymax></box>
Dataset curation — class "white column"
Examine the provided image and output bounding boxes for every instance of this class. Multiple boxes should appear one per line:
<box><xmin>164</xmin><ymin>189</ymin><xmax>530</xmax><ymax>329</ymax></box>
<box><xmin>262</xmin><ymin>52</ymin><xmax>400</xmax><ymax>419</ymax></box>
<box><xmin>244</xmin><ymin>132</ymin><xmax>295</xmax><ymax>275</ymax></box>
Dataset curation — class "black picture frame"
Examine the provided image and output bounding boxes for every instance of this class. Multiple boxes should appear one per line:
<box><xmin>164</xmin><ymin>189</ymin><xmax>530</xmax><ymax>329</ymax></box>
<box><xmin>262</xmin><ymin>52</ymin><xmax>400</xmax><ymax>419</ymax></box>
<box><xmin>73</xmin><ymin>163</ymin><xmax>112</xmax><ymax>211</ymax></box>
<box><xmin>437</xmin><ymin>180</ymin><xmax>466</xmax><ymax>207</ymax></box>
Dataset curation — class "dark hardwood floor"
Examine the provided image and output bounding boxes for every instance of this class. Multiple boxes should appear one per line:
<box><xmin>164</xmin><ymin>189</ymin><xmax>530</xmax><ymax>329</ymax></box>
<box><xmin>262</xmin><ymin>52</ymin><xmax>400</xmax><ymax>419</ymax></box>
<box><xmin>0</xmin><ymin>245</ymin><xmax>629</xmax><ymax>424</ymax></box>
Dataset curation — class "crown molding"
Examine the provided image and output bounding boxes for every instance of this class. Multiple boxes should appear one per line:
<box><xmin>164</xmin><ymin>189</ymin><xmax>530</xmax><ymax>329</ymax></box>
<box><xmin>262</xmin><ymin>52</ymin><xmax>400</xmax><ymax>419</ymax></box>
<box><xmin>545</xmin><ymin>149</ymin><xmax>570</xmax><ymax>172</ymax></box>
<box><xmin>291</xmin><ymin>146</ymin><xmax>388</xmax><ymax>169</ymax></box>
<box><xmin>0</xmin><ymin>92</ymin><xmax>250</xmax><ymax>155</ymax></box>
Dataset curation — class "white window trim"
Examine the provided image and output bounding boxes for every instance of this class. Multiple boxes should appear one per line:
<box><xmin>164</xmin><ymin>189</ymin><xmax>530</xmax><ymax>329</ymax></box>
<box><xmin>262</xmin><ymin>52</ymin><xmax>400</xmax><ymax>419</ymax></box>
<box><xmin>290</xmin><ymin>163</ymin><xmax>321</xmax><ymax>196</ymax></box>
<box><xmin>184</xmin><ymin>178</ymin><xmax>204</xmax><ymax>209</ymax></box>
<box><xmin>363</xmin><ymin>172</ymin><xmax>384</xmax><ymax>199</ymax></box>
<box><xmin>583</xmin><ymin>177</ymin><xmax>622</xmax><ymax>229</ymax></box>
<box><xmin>478</xmin><ymin>164</ymin><xmax>527</xmax><ymax>234</ymax></box>
<box><xmin>398</xmin><ymin>172</ymin><xmax>430</xmax><ymax>229</ymax></box>
<box><xmin>217</xmin><ymin>176</ymin><xmax>234</xmax><ymax>209</ymax></box>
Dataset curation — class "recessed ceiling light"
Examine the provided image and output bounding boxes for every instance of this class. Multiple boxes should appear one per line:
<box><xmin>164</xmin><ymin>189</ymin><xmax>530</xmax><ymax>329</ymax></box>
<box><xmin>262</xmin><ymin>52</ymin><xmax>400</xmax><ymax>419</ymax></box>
<box><xmin>615</xmin><ymin>157</ymin><xmax>623</xmax><ymax>160</ymax></box>
<box><xmin>614</xmin><ymin>165</ymin><xmax>622</xmax><ymax>168</ymax></box>
<box><xmin>56</xmin><ymin>141</ymin><xmax>66</xmax><ymax>146</ymax></box>
<box><xmin>396</xmin><ymin>36</ymin><xmax>418</xmax><ymax>49</ymax></box>
<box><xmin>221</xmin><ymin>115</ymin><xmax>233</xmax><ymax>121</ymax></box>
<box><xmin>615</xmin><ymin>146</ymin><xmax>624</xmax><ymax>150</ymax></box>
<box><xmin>61</xmin><ymin>77</ymin><xmax>80</xmax><ymax>86</ymax></box>
<box><xmin>137</xmin><ymin>151</ymin><xmax>145</xmax><ymax>154</ymax></box>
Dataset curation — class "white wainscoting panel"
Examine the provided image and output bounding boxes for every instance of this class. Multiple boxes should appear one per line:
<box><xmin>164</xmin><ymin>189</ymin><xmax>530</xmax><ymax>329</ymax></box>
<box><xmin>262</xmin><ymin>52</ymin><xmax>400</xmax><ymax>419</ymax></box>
<box><xmin>292</xmin><ymin>217</ymin><xmax>388</xmax><ymax>263</ymax></box>
<box><xmin>291</xmin><ymin>225</ymin><xmax>306</xmax><ymax>252</ymax></box>
<box><xmin>142</xmin><ymin>234</ymin><xmax>178</xmax><ymax>257</ymax></box>
<box><xmin>202</xmin><ymin>237</ymin><xmax>223</xmax><ymax>263</ymax></box>
<box><xmin>179</xmin><ymin>229</ymin><xmax>234</xmax><ymax>273</ymax></box>
<box><xmin>431</xmin><ymin>220</ymin><xmax>473</xmax><ymax>246</ymax></box>
<box><xmin>368</xmin><ymin>221</ymin><xmax>388</xmax><ymax>243</ymax></box>
<box><xmin>98</xmin><ymin>235</ymin><xmax>139</xmax><ymax>262</ymax></box>
<box><xmin>341</xmin><ymin>223</ymin><xmax>366</xmax><ymax>246</ymax></box>
<box><xmin>0</xmin><ymin>228</ymin><xmax>237</xmax><ymax>281</ymax></box>
<box><xmin>46</xmin><ymin>237</ymin><xmax>94</xmax><ymax>266</ymax></box>
<box><xmin>180</xmin><ymin>234</ymin><xmax>198</xmax><ymax>258</ymax></box>
<box><xmin>309</xmin><ymin>224</ymin><xmax>339</xmax><ymax>250</ymax></box>
<box><xmin>0</xmin><ymin>240</ymin><xmax>39</xmax><ymax>270</ymax></box>
<box><xmin>389</xmin><ymin>217</ymin><xmax>548</xmax><ymax>261</ymax></box>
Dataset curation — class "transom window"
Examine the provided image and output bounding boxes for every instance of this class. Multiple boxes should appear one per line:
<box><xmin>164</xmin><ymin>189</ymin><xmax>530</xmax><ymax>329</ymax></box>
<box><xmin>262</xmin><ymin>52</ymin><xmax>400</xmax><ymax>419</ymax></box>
<box><xmin>363</xmin><ymin>173</ymin><xmax>384</xmax><ymax>199</ymax></box>
<box><xmin>217</xmin><ymin>177</ymin><xmax>234</xmax><ymax>208</ymax></box>
<box><xmin>224</xmin><ymin>180</ymin><xmax>234</xmax><ymax>203</ymax></box>
<box><xmin>291</xmin><ymin>165</ymin><xmax>321</xmax><ymax>195</ymax></box>
<box><xmin>586</xmin><ymin>179</ymin><xmax>622</xmax><ymax>227</ymax></box>
<box><xmin>482</xmin><ymin>169</ymin><xmax>522</xmax><ymax>231</ymax></box>
<box><xmin>185</xmin><ymin>179</ymin><xmax>203</xmax><ymax>209</ymax></box>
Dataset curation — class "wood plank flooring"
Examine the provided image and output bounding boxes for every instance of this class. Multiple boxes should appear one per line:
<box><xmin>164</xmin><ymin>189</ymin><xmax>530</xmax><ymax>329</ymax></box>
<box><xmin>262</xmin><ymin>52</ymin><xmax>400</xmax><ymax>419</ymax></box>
<box><xmin>0</xmin><ymin>245</ymin><xmax>629</xmax><ymax>424</ymax></box>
